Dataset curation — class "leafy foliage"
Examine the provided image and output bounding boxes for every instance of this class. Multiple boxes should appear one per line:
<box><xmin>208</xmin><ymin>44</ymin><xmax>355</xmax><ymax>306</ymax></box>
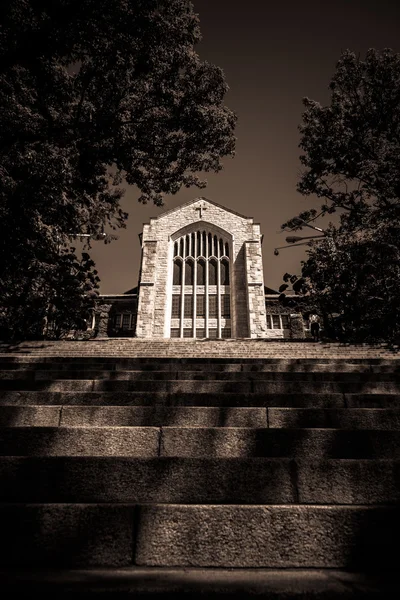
<box><xmin>281</xmin><ymin>49</ymin><xmax>400</xmax><ymax>342</ymax></box>
<box><xmin>0</xmin><ymin>0</ymin><xmax>236</xmax><ymax>339</ymax></box>
<box><xmin>0</xmin><ymin>247</ymin><xmax>100</xmax><ymax>340</ymax></box>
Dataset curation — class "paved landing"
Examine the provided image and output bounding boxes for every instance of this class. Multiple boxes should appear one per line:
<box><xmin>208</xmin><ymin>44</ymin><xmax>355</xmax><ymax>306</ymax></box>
<box><xmin>1</xmin><ymin>567</ymin><xmax>398</xmax><ymax>597</ymax></box>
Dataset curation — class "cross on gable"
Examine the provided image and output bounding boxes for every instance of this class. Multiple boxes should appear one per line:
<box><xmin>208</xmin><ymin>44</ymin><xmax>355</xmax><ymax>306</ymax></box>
<box><xmin>195</xmin><ymin>203</ymin><xmax>207</xmax><ymax>219</ymax></box>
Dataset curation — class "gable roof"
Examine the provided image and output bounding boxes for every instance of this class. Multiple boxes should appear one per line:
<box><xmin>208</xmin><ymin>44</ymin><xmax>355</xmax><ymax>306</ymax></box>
<box><xmin>264</xmin><ymin>285</ymin><xmax>279</xmax><ymax>295</ymax></box>
<box><xmin>152</xmin><ymin>197</ymin><xmax>253</xmax><ymax>222</ymax></box>
<box><xmin>124</xmin><ymin>286</ymin><xmax>138</xmax><ymax>295</ymax></box>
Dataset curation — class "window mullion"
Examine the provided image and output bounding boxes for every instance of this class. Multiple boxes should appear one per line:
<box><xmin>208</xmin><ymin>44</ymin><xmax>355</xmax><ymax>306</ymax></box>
<box><xmin>180</xmin><ymin>259</ymin><xmax>185</xmax><ymax>338</ymax></box>
<box><xmin>193</xmin><ymin>257</ymin><xmax>197</xmax><ymax>337</ymax></box>
<box><xmin>217</xmin><ymin>259</ymin><xmax>221</xmax><ymax>338</ymax></box>
<box><xmin>205</xmin><ymin>258</ymin><xmax>209</xmax><ymax>337</ymax></box>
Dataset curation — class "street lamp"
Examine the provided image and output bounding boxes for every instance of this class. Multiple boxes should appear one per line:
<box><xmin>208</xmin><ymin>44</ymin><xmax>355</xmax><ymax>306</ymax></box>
<box><xmin>286</xmin><ymin>235</ymin><xmax>325</xmax><ymax>244</ymax></box>
<box><xmin>69</xmin><ymin>232</ymin><xmax>107</xmax><ymax>240</ymax></box>
<box><xmin>56</xmin><ymin>231</ymin><xmax>107</xmax><ymax>252</ymax></box>
<box><xmin>274</xmin><ymin>218</ymin><xmax>333</xmax><ymax>255</ymax></box>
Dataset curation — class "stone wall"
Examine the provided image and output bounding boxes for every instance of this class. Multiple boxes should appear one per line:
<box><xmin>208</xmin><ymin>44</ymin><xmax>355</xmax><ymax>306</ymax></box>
<box><xmin>135</xmin><ymin>240</ymin><xmax>158</xmax><ymax>338</ymax></box>
<box><xmin>95</xmin><ymin>303</ymin><xmax>112</xmax><ymax>338</ymax></box>
<box><xmin>245</xmin><ymin>240</ymin><xmax>267</xmax><ymax>338</ymax></box>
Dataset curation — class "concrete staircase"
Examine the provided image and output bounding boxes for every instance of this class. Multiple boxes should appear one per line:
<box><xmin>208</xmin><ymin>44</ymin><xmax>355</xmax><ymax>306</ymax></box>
<box><xmin>0</xmin><ymin>339</ymin><xmax>400</xmax><ymax>596</ymax></box>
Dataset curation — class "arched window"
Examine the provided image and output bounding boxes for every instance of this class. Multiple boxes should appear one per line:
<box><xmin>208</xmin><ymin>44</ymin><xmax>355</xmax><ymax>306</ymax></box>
<box><xmin>209</xmin><ymin>259</ymin><xmax>218</xmax><ymax>285</ymax></box>
<box><xmin>197</xmin><ymin>259</ymin><xmax>205</xmax><ymax>285</ymax></box>
<box><xmin>171</xmin><ymin>230</ymin><xmax>231</xmax><ymax>338</ymax></box>
<box><xmin>185</xmin><ymin>259</ymin><xmax>194</xmax><ymax>286</ymax></box>
<box><xmin>221</xmin><ymin>259</ymin><xmax>230</xmax><ymax>285</ymax></box>
<box><xmin>173</xmin><ymin>260</ymin><xmax>182</xmax><ymax>285</ymax></box>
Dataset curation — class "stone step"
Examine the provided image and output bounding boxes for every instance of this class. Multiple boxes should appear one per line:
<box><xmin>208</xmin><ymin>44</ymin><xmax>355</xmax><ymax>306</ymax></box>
<box><xmin>2</xmin><ymin>352</ymin><xmax>398</xmax><ymax>360</ymax></box>
<box><xmin>0</xmin><ymin>457</ymin><xmax>399</xmax><ymax>504</ymax></box>
<box><xmin>0</xmin><ymin>503</ymin><xmax>399</xmax><ymax>568</ymax></box>
<box><xmin>2</xmin><ymin>360</ymin><xmax>400</xmax><ymax>372</ymax></box>
<box><xmin>2</xmin><ymin>356</ymin><xmax>400</xmax><ymax>366</ymax></box>
<box><xmin>1</xmin><ymin>340</ymin><xmax>399</xmax><ymax>360</ymax></box>
<box><xmin>1</xmin><ymin>378</ymin><xmax>400</xmax><ymax>394</ymax></box>
<box><xmin>3</xmin><ymin>369</ymin><xmax>400</xmax><ymax>382</ymax></box>
<box><xmin>1</xmin><ymin>567</ymin><xmax>398</xmax><ymax>597</ymax></box>
<box><xmin>133</xmin><ymin>504</ymin><xmax>400</xmax><ymax>569</ymax></box>
<box><xmin>1</xmin><ymin>426</ymin><xmax>400</xmax><ymax>458</ymax></box>
<box><xmin>1</xmin><ymin>405</ymin><xmax>400</xmax><ymax>429</ymax></box>
<box><xmin>2</xmin><ymin>391</ymin><xmax>400</xmax><ymax>408</ymax></box>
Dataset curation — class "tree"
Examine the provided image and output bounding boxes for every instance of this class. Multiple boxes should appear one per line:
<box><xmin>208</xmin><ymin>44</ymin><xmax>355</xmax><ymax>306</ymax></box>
<box><xmin>0</xmin><ymin>0</ymin><xmax>236</xmax><ymax>339</ymax></box>
<box><xmin>281</xmin><ymin>48</ymin><xmax>400</xmax><ymax>342</ymax></box>
<box><xmin>0</xmin><ymin>247</ymin><xmax>100</xmax><ymax>340</ymax></box>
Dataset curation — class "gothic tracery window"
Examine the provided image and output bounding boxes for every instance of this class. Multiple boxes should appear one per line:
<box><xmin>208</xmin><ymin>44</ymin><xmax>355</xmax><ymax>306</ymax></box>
<box><xmin>171</xmin><ymin>229</ymin><xmax>231</xmax><ymax>338</ymax></box>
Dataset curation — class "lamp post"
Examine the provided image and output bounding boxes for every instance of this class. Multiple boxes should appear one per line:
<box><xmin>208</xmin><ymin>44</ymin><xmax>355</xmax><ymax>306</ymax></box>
<box><xmin>56</xmin><ymin>231</ymin><xmax>106</xmax><ymax>253</ymax></box>
<box><xmin>274</xmin><ymin>219</ymin><xmax>335</xmax><ymax>255</ymax></box>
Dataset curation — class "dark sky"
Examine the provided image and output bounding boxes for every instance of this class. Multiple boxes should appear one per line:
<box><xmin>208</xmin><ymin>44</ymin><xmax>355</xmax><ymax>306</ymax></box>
<box><xmin>88</xmin><ymin>0</ymin><xmax>400</xmax><ymax>294</ymax></box>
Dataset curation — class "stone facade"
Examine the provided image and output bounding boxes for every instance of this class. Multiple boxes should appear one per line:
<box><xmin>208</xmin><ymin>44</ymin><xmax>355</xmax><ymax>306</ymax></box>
<box><xmin>135</xmin><ymin>197</ymin><xmax>268</xmax><ymax>339</ymax></box>
<box><xmin>95</xmin><ymin>197</ymin><xmax>306</xmax><ymax>340</ymax></box>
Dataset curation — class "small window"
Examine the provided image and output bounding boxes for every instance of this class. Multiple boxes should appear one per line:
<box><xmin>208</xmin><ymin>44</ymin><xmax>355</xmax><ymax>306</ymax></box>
<box><xmin>196</xmin><ymin>328</ymin><xmax>205</xmax><ymax>338</ymax></box>
<box><xmin>266</xmin><ymin>315</ymin><xmax>272</xmax><ymax>329</ymax></box>
<box><xmin>221</xmin><ymin>294</ymin><xmax>231</xmax><ymax>317</ymax></box>
<box><xmin>186</xmin><ymin>234</ymin><xmax>190</xmax><ymax>258</ymax></box>
<box><xmin>184</xmin><ymin>295</ymin><xmax>193</xmax><ymax>317</ymax></box>
<box><xmin>183</xmin><ymin>328</ymin><xmax>193</xmax><ymax>338</ymax></box>
<box><xmin>171</xmin><ymin>295</ymin><xmax>181</xmax><ymax>318</ymax></box>
<box><xmin>197</xmin><ymin>232</ymin><xmax>201</xmax><ymax>257</ymax></box>
<box><xmin>221</xmin><ymin>328</ymin><xmax>231</xmax><ymax>338</ymax></box>
<box><xmin>272</xmin><ymin>315</ymin><xmax>281</xmax><ymax>329</ymax></box>
<box><xmin>197</xmin><ymin>259</ymin><xmax>205</xmax><ymax>285</ymax></box>
<box><xmin>173</xmin><ymin>260</ymin><xmax>182</xmax><ymax>285</ymax></box>
<box><xmin>114</xmin><ymin>314</ymin><xmax>122</xmax><ymax>328</ymax></box>
<box><xmin>196</xmin><ymin>295</ymin><xmax>205</xmax><ymax>317</ymax></box>
<box><xmin>221</xmin><ymin>259</ymin><xmax>229</xmax><ymax>285</ymax></box>
<box><xmin>209</xmin><ymin>259</ymin><xmax>217</xmax><ymax>285</ymax></box>
<box><xmin>174</xmin><ymin>242</ymin><xmax>178</xmax><ymax>257</ymax></box>
<box><xmin>225</xmin><ymin>242</ymin><xmax>229</xmax><ymax>257</ymax></box>
<box><xmin>209</xmin><ymin>295</ymin><xmax>217</xmax><ymax>317</ymax></box>
<box><xmin>170</xmin><ymin>328</ymin><xmax>180</xmax><ymax>338</ymax></box>
<box><xmin>208</xmin><ymin>329</ymin><xmax>218</xmax><ymax>338</ymax></box>
<box><xmin>122</xmin><ymin>314</ymin><xmax>131</xmax><ymax>330</ymax></box>
<box><xmin>185</xmin><ymin>260</ymin><xmax>194</xmax><ymax>286</ymax></box>
<box><xmin>281</xmin><ymin>315</ymin><xmax>290</xmax><ymax>329</ymax></box>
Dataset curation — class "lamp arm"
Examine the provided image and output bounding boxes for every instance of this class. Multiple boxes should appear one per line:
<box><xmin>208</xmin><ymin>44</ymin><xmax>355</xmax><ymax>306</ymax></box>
<box><xmin>275</xmin><ymin>241</ymin><xmax>315</xmax><ymax>251</ymax></box>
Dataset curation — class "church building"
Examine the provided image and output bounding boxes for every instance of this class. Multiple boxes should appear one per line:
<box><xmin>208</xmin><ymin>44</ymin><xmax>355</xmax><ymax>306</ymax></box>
<box><xmin>95</xmin><ymin>198</ymin><xmax>305</xmax><ymax>339</ymax></box>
